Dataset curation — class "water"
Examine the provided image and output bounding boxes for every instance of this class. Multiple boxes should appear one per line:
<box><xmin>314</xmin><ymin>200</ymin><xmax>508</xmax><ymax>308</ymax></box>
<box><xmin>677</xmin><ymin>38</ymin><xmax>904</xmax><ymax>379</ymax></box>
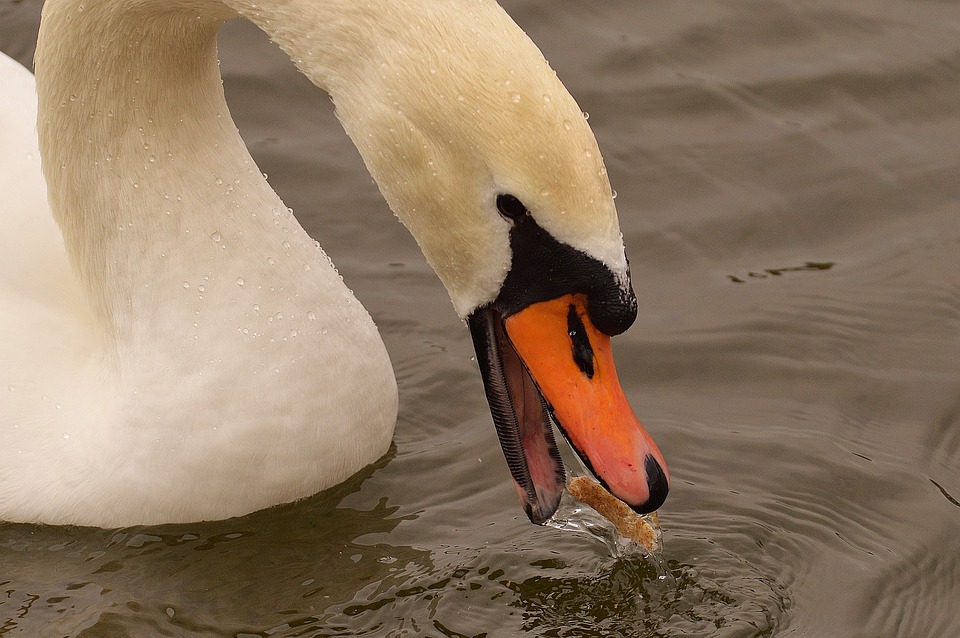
<box><xmin>2</xmin><ymin>0</ymin><xmax>959</xmax><ymax>635</ymax></box>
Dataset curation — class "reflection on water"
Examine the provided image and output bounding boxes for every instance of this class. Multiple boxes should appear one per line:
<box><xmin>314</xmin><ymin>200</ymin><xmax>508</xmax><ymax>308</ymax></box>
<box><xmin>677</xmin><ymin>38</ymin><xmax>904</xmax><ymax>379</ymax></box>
<box><xmin>3</xmin><ymin>0</ymin><xmax>960</xmax><ymax>635</ymax></box>
<box><xmin>0</xmin><ymin>458</ymin><xmax>427</xmax><ymax>636</ymax></box>
<box><xmin>278</xmin><ymin>540</ymin><xmax>787</xmax><ymax>637</ymax></box>
<box><xmin>510</xmin><ymin>557</ymin><xmax>786</xmax><ymax>638</ymax></box>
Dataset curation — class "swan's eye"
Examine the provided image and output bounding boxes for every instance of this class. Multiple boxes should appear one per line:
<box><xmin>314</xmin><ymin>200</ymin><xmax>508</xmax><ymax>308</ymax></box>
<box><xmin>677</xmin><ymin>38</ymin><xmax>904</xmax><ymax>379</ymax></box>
<box><xmin>496</xmin><ymin>194</ymin><xmax>528</xmax><ymax>221</ymax></box>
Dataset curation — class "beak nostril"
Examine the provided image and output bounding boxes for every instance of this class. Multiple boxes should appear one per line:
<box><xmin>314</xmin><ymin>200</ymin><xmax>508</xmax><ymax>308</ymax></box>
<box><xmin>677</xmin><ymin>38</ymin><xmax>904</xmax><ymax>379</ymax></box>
<box><xmin>631</xmin><ymin>454</ymin><xmax>669</xmax><ymax>515</ymax></box>
<box><xmin>566</xmin><ymin>303</ymin><xmax>595</xmax><ymax>378</ymax></box>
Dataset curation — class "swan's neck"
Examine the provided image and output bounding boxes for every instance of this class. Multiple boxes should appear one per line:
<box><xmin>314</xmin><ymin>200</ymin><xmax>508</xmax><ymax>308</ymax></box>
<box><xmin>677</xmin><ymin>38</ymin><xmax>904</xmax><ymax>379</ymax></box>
<box><xmin>34</xmin><ymin>0</ymin><xmax>378</xmax><ymax>348</ymax></box>
<box><xmin>35</xmin><ymin>0</ymin><xmax>604</xmax><ymax>335</ymax></box>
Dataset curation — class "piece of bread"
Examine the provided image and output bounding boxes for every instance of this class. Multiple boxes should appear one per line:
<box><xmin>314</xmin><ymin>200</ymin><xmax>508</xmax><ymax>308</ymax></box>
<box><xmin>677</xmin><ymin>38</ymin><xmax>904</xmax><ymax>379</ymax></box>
<box><xmin>567</xmin><ymin>476</ymin><xmax>660</xmax><ymax>552</ymax></box>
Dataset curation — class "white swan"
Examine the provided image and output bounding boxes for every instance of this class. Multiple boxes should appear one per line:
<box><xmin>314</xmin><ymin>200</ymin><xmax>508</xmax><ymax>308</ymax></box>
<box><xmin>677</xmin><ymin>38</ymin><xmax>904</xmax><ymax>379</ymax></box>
<box><xmin>0</xmin><ymin>0</ymin><xmax>669</xmax><ymax>527</ymax></box>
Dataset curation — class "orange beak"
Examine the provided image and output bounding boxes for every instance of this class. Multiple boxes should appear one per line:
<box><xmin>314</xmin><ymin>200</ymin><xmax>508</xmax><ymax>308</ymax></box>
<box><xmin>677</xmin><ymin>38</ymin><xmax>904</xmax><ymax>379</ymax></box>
<box><xmin>469</xmin><ymin>292</ymin><xmax>668</xmax><ymax>523</ymax></box>
<box><xmin>504</xmin><ymin>294</ymin><xmax>669</xmax><ymax>513</ymax></box>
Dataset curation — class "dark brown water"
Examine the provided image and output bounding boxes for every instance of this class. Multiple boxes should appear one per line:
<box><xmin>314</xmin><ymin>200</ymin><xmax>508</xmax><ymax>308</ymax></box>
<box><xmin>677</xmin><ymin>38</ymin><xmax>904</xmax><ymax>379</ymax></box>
<box><xmin>2</xmin><ymin>0</ymin><xmax>959</xmax><ymax>635</ymax></box>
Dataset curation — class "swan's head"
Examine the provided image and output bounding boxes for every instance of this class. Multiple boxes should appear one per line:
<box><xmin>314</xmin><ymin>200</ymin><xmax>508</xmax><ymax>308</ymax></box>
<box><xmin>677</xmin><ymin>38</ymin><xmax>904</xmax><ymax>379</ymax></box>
<box><xmin>310</xmin><ymin>0</ymin><xmax>669</xmax><ymax>522</ymax></box>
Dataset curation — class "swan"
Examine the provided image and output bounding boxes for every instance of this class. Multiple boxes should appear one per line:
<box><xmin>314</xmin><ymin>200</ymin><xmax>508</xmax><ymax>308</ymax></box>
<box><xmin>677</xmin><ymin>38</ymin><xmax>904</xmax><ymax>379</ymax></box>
<box><xmin>0</xmin><ymin>0</ymin><xmax>669</xmax><ymax>527</ymax></box>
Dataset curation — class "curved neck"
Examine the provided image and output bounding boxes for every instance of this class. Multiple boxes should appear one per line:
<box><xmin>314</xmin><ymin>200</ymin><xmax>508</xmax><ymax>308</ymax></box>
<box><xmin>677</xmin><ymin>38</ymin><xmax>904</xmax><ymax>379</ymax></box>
<box><xmin>35</xmin><ymin>0</ymin><xmax>607</xmax><ymax>337</ymax></box>
<box><xmin>33</xmin><ymin>0</ymin><xmax>387</xmax><ymax>344</ymax></box>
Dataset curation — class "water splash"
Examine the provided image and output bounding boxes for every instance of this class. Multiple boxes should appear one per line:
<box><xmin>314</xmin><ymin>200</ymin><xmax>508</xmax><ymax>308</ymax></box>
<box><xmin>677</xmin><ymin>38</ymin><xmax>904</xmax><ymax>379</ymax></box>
<box><xmin>546</xmin><ymin>489</ymin><xmax>673</xmax><ymax>583</ymax></box>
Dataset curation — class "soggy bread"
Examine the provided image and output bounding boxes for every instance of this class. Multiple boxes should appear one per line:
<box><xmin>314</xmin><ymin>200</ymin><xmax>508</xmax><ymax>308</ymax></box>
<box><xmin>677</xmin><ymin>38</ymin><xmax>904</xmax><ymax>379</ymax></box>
<box><xmin>567</xmin><ymin>476</ymin><xmax>659</xmax><ymax>552</ymax></box>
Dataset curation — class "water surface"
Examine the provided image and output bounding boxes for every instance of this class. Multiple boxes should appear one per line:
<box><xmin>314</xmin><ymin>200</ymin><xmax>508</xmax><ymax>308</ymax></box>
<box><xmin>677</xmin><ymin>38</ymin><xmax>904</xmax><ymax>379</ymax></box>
<box><xmin>2</xmin><ymin>0</ymin><xmax>959</xmax><ymax>635</ymax></box>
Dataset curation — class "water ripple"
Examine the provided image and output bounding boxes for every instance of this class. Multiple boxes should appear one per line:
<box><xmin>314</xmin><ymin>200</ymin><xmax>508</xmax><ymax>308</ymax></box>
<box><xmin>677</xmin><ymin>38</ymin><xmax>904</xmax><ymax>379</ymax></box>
<box><xmin>857</xmin><ymin>525</ymin><xmax>960</xmax><ymax>638</ymax></box>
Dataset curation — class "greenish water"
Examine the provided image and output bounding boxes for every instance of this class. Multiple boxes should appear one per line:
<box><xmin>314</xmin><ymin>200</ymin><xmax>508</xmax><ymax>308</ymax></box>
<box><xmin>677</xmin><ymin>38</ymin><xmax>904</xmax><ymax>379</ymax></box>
<box><xmin>2</xmin><ymin>0</ymin><xmax>959</xmax><ymax>635</ymax></box>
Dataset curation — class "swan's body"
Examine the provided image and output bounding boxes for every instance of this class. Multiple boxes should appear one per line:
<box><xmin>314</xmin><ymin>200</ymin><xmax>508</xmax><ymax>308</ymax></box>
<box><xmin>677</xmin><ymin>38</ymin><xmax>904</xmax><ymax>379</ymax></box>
<box><xmin>0</xmin><ymin>33</ymin><xmax>396</xmax><ymax>524</ymax></box>
<box><xmin>1</xmin><ymin>0</ymin><xmax>669</xmax><ymax>527</ymax></box>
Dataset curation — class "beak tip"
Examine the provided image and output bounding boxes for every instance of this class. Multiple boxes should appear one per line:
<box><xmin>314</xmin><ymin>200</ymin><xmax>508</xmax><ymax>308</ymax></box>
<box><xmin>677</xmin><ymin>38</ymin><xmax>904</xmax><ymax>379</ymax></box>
<box><xmin>631</xmin><ymin>454</ymin><xmax>669</xmax><ymax>515</ymax></box>
<box><xmin>523</xmin><ymin>490</ymin><xmax>563</xmax><ymax>525</ymax></box>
